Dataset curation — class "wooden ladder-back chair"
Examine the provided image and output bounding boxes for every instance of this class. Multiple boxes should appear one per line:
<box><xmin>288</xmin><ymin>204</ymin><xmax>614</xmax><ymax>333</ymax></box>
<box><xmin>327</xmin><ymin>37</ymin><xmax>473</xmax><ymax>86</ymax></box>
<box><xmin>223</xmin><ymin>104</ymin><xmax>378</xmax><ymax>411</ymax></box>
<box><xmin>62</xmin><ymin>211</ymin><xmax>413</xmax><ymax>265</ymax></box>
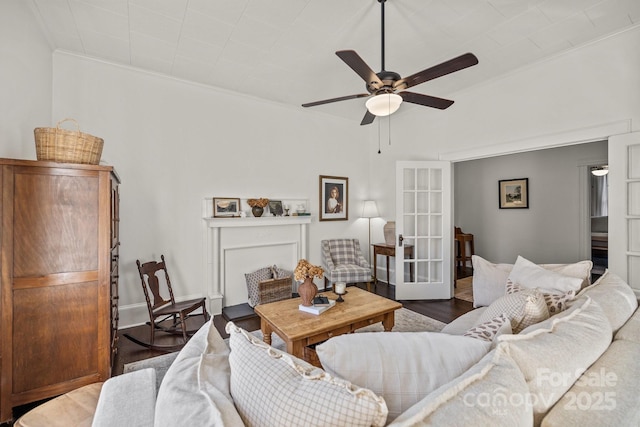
<box><xmin>124</xmin><ymin>254</ymin><xmax>209</xmax><ymax>351</ymax></box>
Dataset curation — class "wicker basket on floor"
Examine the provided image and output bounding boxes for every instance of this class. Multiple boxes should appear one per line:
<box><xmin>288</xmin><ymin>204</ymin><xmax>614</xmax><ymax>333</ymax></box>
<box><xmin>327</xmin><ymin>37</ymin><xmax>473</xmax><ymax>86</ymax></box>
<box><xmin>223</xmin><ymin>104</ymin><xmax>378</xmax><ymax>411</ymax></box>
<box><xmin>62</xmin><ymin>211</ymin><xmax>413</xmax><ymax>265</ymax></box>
<box><xmin>34</xmin><ymin>118</ymin><xmax>104</xmax><ymax>165</ymax></box>
<box><xmin>257</xmin><ymin>277</ymin><xmax>293</xmax><ymax>305</ymax></box>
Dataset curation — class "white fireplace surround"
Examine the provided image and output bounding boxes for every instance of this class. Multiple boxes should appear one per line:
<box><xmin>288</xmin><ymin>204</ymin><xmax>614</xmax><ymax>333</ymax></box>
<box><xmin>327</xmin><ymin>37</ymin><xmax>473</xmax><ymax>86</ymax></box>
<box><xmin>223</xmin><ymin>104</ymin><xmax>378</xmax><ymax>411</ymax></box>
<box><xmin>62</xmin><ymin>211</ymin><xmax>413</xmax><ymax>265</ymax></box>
<box><xmin>202</xmin><ymin>198</ymin><xmax>312</xmax><ymax>314</ymax></box>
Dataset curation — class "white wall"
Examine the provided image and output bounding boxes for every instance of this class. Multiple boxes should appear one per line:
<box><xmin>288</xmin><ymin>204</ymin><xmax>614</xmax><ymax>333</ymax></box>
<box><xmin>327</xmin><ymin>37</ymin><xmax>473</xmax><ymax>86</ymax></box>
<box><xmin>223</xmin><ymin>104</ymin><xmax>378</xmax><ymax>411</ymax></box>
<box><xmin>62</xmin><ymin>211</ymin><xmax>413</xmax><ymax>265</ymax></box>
<box><xmin>51</xmin><ymin>52</ymin><xmax>373</xmax><ymax>324</ymax></box>
<box><xmin>369</xmin><ymin>25</ymin><xmax>640</xmax><ymax>266</ymax></box>
<box><xmin>0</xmin><ymin>0</ymin><xmax>51</xmax><ymax>157</ymax></box>
<box><xmin>454</xmin><ymin>141</ymin><xmax>607</xmax><ymax>264</ymax></box>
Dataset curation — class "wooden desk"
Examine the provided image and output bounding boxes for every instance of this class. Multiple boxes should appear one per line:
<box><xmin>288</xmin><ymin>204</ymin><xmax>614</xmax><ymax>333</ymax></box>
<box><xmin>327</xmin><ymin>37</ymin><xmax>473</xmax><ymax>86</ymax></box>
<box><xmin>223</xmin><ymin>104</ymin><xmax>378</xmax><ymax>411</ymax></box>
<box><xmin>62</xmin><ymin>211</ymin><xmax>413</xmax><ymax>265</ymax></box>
<box><xmin>372</xmin><ymin>243</ymin><xmax>414</xmax><ymax>284</ymax></box>
<box><xmin>254</xmin><ymin>287</ymin><xmax>402</xmax><ymax>367</ymax></box>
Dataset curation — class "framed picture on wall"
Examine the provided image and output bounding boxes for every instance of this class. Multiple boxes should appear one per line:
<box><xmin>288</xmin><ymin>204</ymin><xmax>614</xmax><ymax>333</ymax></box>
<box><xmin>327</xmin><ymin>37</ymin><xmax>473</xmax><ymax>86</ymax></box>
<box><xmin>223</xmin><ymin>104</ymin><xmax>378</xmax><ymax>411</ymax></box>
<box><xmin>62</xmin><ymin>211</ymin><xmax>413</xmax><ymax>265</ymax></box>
<box><xmin>319</xmin><ymin>175</ymin><xmax>348</xmax><ymax>221</ymax></box>
<box><xmin>213</xmin><ymin>197</ymin><xmax>240</xmax><ymax>217</ymax></box>
<box><xmin>498</xmin><ymin>178</ymin><xmax>529</xmax><ymax>209</ymax></box>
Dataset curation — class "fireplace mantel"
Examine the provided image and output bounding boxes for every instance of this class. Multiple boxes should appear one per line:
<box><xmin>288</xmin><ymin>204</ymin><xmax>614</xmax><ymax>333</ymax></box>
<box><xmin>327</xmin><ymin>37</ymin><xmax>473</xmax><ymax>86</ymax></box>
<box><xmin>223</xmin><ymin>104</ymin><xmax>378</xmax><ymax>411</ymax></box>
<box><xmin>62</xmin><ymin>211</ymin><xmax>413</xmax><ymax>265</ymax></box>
<box><xmin>204</xmin><ymin>215</ymin><xmax>311</xmax><ymax>228</ymax></box>
<box><xmin>202</xmin><ymin>210</ymin><xmax>312</xmax><ymax>315</ymax></box>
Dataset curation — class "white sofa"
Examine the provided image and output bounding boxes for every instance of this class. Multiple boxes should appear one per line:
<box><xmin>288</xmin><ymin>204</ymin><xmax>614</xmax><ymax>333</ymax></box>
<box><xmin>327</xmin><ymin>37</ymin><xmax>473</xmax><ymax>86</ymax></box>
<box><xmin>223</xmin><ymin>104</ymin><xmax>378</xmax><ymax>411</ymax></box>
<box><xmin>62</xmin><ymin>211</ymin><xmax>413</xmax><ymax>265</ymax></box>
<box><xmin>16</xmin><ymin>265</ymin><xmax>640</xmax><ymax>426</ymax></box>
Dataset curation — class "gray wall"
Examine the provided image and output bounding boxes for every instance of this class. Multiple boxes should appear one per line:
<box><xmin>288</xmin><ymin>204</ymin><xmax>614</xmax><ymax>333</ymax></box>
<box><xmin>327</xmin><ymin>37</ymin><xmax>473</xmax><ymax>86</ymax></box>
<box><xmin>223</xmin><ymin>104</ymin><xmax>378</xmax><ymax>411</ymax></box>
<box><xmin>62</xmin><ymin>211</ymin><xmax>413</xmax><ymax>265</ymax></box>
<box><xmin>454</xmin><ymin>141</ymin><xmax>607</xmax><ymax>265</ymax></box>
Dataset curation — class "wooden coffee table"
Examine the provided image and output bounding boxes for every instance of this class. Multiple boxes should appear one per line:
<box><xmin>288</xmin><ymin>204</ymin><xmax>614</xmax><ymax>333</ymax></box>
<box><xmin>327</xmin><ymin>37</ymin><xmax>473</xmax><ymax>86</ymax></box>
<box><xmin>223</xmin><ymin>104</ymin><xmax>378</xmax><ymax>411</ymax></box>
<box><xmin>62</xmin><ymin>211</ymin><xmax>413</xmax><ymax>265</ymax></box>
<box><xmin>253</xmin><ymin>287</ymin><xmax>402</xmax><ymax>367</ymax></box>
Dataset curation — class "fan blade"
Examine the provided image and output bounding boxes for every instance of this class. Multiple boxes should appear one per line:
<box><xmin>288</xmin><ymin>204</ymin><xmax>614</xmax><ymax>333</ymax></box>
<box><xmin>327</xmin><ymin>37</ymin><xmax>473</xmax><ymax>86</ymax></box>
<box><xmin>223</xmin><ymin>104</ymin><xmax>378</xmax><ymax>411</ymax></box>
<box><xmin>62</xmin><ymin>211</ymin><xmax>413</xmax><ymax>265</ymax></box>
<box><xmin>360</xmin><ymin>110</ymin><xmax>376</xmax><ymax>126</ymax></box>
<box><xmin>395</xmin><ymin>53</ymin><xmax>478</xmax><ymax>90</ymax></box>
<box><xmin>302</xmin><ymin>93</ymin><xmax>370</xmax><ymax>108</ymax></box>
<box><xmin>400</xmin><ymin>91</ymin><xmax>454</xmax><ymax>110</ymax></box>
<box><xmin>336</xmin><ymin>50</ymin><xmax>383</xmax><ymax>89</ymax></box>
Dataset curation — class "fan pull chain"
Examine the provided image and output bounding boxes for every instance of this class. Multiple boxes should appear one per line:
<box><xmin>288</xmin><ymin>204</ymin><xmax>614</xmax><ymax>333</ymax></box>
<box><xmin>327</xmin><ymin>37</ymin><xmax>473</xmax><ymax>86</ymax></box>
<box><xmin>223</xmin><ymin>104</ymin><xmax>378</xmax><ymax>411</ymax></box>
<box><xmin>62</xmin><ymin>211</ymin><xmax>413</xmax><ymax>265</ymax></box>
<box><xmin>388</xmin><ymin>95</ymin><xmax>392</xmax><ymax>146</ymax></box>
<box><xmin>378</xmin><ymin>119</ymin><xmax>382</xmax><ymax>154</ymax></box>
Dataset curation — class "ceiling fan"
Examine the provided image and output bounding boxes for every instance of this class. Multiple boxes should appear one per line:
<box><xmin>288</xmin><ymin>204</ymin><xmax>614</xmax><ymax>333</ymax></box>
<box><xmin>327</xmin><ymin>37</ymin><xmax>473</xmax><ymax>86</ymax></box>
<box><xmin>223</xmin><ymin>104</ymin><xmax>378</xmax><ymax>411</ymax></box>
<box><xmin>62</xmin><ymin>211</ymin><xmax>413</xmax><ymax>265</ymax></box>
<box><xmin>302</xmin><ymin>0</ymin><xmax>479</xmax><ymax>125</ymax></box>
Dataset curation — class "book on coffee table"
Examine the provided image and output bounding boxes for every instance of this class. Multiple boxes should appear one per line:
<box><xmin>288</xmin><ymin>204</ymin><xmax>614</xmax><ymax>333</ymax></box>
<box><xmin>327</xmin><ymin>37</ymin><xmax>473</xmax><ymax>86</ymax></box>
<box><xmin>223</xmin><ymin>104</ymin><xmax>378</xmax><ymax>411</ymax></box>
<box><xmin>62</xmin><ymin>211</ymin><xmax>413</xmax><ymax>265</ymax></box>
<box><xmin>299</xmin><ymin>299</ymin><xmax>336</xmax><ymax>315</ymax></box>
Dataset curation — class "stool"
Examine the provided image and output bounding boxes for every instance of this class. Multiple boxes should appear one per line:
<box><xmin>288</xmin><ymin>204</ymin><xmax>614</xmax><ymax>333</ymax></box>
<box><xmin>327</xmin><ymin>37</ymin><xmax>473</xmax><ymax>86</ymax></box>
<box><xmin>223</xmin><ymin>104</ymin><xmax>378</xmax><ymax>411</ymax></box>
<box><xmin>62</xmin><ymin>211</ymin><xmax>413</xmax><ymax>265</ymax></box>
<box><xmin>455</xmin><ymin>227</ymin><xmax>475</xmax><ymax>269</ymax></box>
<box><xmin>14</xmin><ymin>382</ymin><xmax>103</xmax><ymax>427</ymax></box>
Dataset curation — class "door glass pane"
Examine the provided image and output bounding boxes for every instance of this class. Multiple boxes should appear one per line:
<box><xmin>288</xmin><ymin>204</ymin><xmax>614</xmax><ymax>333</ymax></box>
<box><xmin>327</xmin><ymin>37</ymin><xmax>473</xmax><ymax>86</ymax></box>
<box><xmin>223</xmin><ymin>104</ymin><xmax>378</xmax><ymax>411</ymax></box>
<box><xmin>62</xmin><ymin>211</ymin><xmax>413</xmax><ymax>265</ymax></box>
<box><xmin>429</xmin><ymin>261</ymin><xmax>442</xmax><ymax>282</ymax></box>
<box><xmin>417</xmin><ymin>261</ymin><xmax>428</xmax><ymax>283</ymax></box>
<box><xmin>403</xmin><ymin>193</ymin><xmax>415</xmax><ymax>214</ymax></box>
<box><xmin>630</xmin><ymin>145</ymin><xmax>640</xmax><ymax>179</ymax></box>
<box><xmin>403</xmin><ymin>168</ymin><xmax>415</xmax><ymax>190</ymax></box>
<box><xmin>629</xmin><ymin>182</ymin><xmax>640</xmax><ymax>216</ymax></box>
<box><xmin>417</xmin><ymin>168</ymin><xmax>430</xmax><ymax>190</ymax></box>
<box><xmin>403</xmin><ymin>216</ymin><xmax>416</xmax><ymax>236</ymax></box>
<box><xmin>417</xmin><ymin>216</ymin><xmax>429</xmax><ymax>236</ymax></box>
<box><xmin>430</xmin><ymin>192</ymin><xmax>442</xmax><ymax>214</ymax></box>
<box><xmin>430</xmin><ymin>215</ymin><xmax>443</xmax><ymax>237</ymax></box>
<box><xmin>629</xmin><ymin>256</ymin><xmax>640</xmax><ymax>288</ymax></box>
<box><xmin>415</xmin><ymin>237</ymin><xmax>428</xmax><ymax>259</ymax></box>
<box><xmin>430</xmin><ymin>169</ymin><xmax>443</xmax><ymax>191</ymax></box>
<box><xmin>630</xmin><ymin>219</ymin><xmax>640</xmax><ymax>252</ymax></box>
<box><xmin>417</xmin><ymin>192</ymin><xmax>429</xmax><ymax>213</ymax></box>
<box><xmin>430</xmin><ymin>238</ymin><xmax>443</xmax><ymax>260</ymax></box>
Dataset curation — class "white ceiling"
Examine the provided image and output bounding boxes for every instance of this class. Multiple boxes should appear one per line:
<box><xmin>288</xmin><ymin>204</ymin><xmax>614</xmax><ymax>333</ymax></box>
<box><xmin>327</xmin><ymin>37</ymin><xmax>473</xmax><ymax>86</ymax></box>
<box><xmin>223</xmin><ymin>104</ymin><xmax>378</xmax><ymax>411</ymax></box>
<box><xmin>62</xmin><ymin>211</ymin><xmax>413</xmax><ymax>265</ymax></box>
<box><xmin>28</xmin><ymin>0</ymin><xmax>640</xmax><ymax>124</ymax></box>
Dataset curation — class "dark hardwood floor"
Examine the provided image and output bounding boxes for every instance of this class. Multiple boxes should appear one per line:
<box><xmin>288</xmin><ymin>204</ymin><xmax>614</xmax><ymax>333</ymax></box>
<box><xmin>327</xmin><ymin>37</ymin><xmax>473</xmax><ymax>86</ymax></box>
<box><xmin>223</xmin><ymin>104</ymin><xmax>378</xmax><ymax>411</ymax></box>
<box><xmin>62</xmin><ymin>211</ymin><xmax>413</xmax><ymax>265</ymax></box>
<box><xmin>113</xmin><ymin>266</ymin><xmax>474</xmax><ymax>376</ymax></box>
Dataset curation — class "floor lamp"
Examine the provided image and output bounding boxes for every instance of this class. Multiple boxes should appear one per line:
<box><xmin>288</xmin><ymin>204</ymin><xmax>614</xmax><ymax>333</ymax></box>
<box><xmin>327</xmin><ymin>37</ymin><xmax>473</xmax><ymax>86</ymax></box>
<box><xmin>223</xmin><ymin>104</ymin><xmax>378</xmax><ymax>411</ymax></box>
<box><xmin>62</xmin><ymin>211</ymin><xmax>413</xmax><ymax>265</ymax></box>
<box><xmin>362</xmin><ymin>200</ymin><xmax>379</xmax><ymax>266</ymax></box>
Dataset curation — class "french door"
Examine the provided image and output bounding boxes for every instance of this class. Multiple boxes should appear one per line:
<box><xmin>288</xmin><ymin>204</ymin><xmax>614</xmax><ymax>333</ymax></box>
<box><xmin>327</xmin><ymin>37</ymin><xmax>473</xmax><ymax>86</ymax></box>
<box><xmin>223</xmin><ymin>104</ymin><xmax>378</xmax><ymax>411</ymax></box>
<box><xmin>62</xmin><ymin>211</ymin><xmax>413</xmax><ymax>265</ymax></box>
<box><xmin>395</xmin><ymin>161</ymin><xmax>453</xmax><ymax>299</ymax></box>
<box><xmin>609</xmin><ymin>132</ymin><xmax>640</xmax><ymax>296</ymax></box>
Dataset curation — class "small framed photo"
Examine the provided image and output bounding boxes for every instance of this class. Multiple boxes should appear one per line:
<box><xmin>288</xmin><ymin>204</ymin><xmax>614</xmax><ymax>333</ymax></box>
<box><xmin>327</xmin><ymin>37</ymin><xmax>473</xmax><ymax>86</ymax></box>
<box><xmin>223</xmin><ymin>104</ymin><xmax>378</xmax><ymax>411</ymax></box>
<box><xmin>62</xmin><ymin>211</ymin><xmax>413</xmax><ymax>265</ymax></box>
<box><xmin>268</xmin><ymin>200</ymin><xmax>283</xmax><ymax>216</ymax></box>
<box><xmin>499</xmin><ymin>178</ymin><xmax>529</xmax><ymax>209</ymax></box>
<box><xmin>213</xmin><ymin>197</ymin><xmax>240</xmax><ymax>217</ymax></box>
<box><xmin>320</xmin><ymin>175</ymin><xmax>348</xmax><ymax>221</ymax></box>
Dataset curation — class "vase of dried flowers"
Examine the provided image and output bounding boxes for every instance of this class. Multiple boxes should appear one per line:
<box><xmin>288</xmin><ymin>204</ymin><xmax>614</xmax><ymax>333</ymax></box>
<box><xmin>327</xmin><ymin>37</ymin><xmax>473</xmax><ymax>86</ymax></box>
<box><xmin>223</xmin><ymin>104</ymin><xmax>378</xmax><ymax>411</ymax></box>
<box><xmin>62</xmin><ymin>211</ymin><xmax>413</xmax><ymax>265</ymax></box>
<box><xmin>294</xmin><ymin>259</ymin><xmax>324</xmax><ymax>306</ymax></box>
<box><xmin>247</xmin><ymin>198</ymin><xmax>269</xmax><ymax>217</ymax></box>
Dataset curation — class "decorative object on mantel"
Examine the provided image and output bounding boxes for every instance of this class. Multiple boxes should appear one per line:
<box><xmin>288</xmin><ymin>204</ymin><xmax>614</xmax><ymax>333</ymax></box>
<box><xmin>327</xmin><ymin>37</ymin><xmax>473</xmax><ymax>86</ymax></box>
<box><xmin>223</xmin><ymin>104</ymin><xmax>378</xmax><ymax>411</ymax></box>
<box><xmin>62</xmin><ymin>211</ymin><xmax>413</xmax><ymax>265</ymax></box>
<box><xmin>294</xmin><ymin>259</ymin><xmax>324</xmax><ymax>307</ymax></box>
<box><xmin>213</xmin><ymin>197</ymin><xmax>240</xmax><ymax>217</ymax></box>
<box><xmin>319</xmin><ymin>175</ymin><xmax>349</xmax><ymax>221</ymax></box>
<box><xmin>268</xmin><ymin>200</ymin><xmax>283</xmax><ymax>216</ymax></box>
<box><xmin>498</xmin><ymin>178</ymin><xmax>529</xmax><ymax>209</ymax></box>
<box><xmin>384</xmin><ymin>221</ymin><xmax>396</xmax><ymax>245</ymax></box>
<box><xmin>247</xmin><ymin>198</ymin><xmax>269</xmax><ymax>217</ymax></box>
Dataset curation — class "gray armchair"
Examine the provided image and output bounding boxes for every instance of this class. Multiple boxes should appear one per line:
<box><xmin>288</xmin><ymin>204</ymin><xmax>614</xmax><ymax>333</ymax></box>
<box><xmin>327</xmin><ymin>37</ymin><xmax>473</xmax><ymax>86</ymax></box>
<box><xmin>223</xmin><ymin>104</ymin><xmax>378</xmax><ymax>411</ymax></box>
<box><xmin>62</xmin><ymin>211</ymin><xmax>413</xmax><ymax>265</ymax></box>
<box><xmin>321</xmin><ymin>239</ymin><xmax>373</xmax><ymax>292</ymax></box>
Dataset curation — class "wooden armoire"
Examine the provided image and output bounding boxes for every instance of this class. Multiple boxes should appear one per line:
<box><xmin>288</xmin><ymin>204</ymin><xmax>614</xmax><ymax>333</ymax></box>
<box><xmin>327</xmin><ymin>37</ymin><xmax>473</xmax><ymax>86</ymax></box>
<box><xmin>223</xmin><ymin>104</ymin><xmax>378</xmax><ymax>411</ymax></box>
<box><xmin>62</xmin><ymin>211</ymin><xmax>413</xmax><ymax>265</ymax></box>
<box><xmin>0</xmin><ymin>159</ymin><xmax>120</xmax><ymax>423</ymax></box>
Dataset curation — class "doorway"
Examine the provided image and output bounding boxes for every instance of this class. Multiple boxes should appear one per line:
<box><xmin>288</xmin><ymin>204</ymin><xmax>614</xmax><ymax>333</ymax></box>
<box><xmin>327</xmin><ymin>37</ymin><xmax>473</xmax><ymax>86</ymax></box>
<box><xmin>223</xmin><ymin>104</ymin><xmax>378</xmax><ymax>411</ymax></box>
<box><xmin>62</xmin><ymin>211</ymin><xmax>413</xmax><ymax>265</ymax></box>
<box><xmin>590</xmin><ymin>164</ymin><xmax>608</xmax><ymax>276</ymax></box>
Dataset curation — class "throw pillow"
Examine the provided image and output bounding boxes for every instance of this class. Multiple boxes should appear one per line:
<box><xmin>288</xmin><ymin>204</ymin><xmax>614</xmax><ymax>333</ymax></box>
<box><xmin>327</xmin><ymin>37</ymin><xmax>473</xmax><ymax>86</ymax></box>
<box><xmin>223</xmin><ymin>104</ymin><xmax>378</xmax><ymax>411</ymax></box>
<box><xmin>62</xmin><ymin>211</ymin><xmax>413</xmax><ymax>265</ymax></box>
<box><xmin>244</xmin><ymin>266</ymin><xmax>273</xmax><ymax>307</ymax></box>
<box><xmin>506</xmin><ymin>279</ymin><xmax>575</xmax><ymax>315</ymax></box>
<box><xmin>387</xmin><ymin>349</ymin><xmax>532</xmax><ymax>427</ymax></box>
<box><xmin>476</xmin><ymin>287</ymin><xmax>549</xmax><ymax>333</ymax></box>
<box><xmin>508</xmin><ymin>255</ymin><xmax>583</xmax><ymax>294</ymax></box>
<box><xmin>464</xmin><ymin>314</ymin><xmax>511</xmax><ymax>343</ymax></box>
<box><xmin>496</xmin><ymin>297</ymin><xmax>612</xmax><ymax>425</ymax></box>
<box><xmin>577</xmin><ymin>270</ymin><xmax>638</xmax><ymax>334</ymax></box>
<box><xmin>315</xmin><ymin>331</ymin><xmax>491</xmax><ymax>422</ymax></box>
<box><xmin>471</xmin><ymin>255</ymin><xmax>593</xmax><ymax>308</ymax></box>
<box><xmin>226</xmin><ymin>322</ymin><xmax>388</xmax><ymax>427</ymax></box>
<box><xmin>155</xmin><ymin>321</ymin><xmax>244</xmax><ymax>427</ymax></box>
<box><xmin>471</xmin><ymin>255</ymin><xmax>513</xmax><ymax>308</ymax></box>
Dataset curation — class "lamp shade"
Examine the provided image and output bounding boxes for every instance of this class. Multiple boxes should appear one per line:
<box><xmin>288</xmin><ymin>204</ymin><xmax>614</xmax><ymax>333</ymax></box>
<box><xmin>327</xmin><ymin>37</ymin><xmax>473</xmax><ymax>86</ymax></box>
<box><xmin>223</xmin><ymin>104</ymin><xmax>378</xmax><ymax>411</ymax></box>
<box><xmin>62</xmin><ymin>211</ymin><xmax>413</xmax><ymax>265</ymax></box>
<box><xmin>362</xmin><ymin>200</ymin><xmax>379</xmax><ymax>218</ymax></box>
<box><xmin>365</xmin><ymin>93</ymin><xmax>402</xmax><ymax>116</ymax></box>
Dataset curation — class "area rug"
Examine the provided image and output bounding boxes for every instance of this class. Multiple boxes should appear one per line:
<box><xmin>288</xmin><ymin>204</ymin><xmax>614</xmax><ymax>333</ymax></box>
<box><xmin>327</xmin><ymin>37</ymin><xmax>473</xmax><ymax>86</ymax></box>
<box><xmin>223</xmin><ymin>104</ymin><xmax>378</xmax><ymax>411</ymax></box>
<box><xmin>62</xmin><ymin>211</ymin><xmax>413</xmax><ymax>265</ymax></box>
<box><xmin>123</xmin><ymin>308</ymin><xmax>446</xmax><ymax>381</ymax></box>
<box><xmin>455</xmin><ymin>276</ymin><xmax>474</xmax><ymax>303</ymax></box>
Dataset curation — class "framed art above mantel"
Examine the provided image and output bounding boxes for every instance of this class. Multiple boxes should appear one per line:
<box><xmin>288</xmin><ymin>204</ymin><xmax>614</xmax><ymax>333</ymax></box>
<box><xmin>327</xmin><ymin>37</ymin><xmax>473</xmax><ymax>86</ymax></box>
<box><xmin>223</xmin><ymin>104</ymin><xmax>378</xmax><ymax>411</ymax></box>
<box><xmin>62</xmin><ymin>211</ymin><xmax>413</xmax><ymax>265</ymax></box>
<box><xmin>319</xmin><ymin>175</ymin><xmax>348</xmax><ymax>221</ymax></box>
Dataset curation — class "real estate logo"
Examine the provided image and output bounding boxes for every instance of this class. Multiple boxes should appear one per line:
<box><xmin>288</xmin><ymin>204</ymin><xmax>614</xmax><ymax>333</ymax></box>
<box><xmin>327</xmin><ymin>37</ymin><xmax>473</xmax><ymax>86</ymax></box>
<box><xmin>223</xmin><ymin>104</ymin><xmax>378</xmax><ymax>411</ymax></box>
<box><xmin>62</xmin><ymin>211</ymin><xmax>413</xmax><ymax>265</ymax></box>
<box><xmin>462</xmin><ymin>367</ymin><xmax>618</xmax><ymax>414</ymax></box>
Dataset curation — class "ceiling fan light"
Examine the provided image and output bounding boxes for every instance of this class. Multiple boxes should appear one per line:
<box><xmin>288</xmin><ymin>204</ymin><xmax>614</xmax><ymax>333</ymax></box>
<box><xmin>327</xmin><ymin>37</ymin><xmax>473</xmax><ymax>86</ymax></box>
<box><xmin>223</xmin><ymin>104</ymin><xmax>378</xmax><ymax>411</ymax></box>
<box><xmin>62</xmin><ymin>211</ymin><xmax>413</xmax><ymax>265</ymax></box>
<box><xmin>366</xmin><ymin>93</ymin><xmax>403</xmax><ymax>116</ymax></box>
